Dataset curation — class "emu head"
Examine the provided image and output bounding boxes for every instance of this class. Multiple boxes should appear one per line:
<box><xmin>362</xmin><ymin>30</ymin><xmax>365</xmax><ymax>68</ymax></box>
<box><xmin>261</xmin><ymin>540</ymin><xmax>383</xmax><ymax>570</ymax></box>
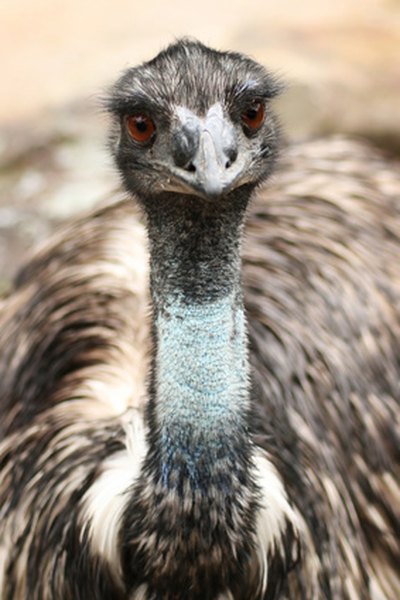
<box><xmin>106</xmin><ymin>39</ymin><xmax>281</xmax><ymax>205</ymax></box>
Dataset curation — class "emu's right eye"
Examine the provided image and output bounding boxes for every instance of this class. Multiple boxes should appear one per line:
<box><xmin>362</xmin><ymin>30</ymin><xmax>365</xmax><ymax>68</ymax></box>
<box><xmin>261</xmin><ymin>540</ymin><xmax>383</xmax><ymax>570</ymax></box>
<box><xmin>126</xmin><ymin>114</ymin><xmax>156</xmax><ymax>144</ymax></box>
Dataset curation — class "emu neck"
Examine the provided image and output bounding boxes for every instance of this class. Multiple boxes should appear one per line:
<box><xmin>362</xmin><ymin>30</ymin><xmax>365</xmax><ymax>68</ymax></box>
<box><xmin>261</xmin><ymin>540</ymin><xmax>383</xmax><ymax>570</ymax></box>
<box><xmin>145</xmin><ymin>194</ymin><xmax>251</xmax><ymax>491</ymax></box>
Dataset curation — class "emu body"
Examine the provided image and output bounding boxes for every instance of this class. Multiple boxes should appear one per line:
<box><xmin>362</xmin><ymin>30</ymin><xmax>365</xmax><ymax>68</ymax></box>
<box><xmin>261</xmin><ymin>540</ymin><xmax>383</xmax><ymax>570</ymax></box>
<box><xmin>0</xmin><ymin>41</ymin><xmax>399</xmax><ymax>600</ymax></box>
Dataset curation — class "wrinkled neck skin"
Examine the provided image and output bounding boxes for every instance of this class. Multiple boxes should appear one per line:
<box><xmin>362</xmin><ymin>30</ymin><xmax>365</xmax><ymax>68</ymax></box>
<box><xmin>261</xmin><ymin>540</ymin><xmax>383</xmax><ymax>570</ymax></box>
<box><xmin>122</xmin><ymin>190</ymin><xmax>262</xmax><ymax>599</ymax></box>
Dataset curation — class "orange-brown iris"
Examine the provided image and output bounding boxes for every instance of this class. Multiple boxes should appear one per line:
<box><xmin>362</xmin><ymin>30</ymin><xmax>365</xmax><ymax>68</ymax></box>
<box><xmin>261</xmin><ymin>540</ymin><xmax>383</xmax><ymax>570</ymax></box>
<box><xmin>126</xmin><ymin>114</ymin><xmax>156</xmax><ymax>144</ymax></box>
<box><xmin>241</xmin><ymin>101</ymin><xmax>265</xmax><ymax>131</ymax></box>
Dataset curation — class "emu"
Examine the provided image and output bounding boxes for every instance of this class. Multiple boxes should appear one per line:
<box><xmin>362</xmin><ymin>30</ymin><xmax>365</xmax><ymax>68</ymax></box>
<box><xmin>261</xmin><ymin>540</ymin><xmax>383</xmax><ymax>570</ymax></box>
<box><xmin>0</xmin><ymin>39</ymin><xmax>399</xmax><ymax>600</ymax></box>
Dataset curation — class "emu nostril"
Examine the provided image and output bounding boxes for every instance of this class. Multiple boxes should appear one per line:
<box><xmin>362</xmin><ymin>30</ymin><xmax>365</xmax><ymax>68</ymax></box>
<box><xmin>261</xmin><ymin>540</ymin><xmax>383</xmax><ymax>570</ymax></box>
<box><xmin>172</xmin><ymin>125</ymin><xmax>199</xmax><ymax>170</ymax></box>
<box><xmin>225</xmin><ymin>147</ymin><xmax>238</xmax><ymax>169</ymax></box>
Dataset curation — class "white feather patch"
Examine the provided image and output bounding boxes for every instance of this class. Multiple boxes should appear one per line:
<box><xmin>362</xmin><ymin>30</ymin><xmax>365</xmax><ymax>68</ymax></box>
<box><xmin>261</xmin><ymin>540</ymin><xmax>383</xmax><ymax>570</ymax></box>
<box><xmin>130</xmin><ymin>583</ymin><xmax>149</xmax><ymax>599</ymax></box>
<box><xmin>253</xmin><ymin>451</ymin><xmax>301</xmax><ymax>595</ymax></box>
<box><xmin>80</xmin><ymin>409</ymin><xmax>147</xmax><ymax>578</ymax></box>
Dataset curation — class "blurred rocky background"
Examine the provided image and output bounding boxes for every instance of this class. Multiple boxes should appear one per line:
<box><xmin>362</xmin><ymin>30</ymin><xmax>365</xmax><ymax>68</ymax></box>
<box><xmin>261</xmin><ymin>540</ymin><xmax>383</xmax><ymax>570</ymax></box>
<box><xmin>1</xmin><ymin>0</ymin><xmax>399</xmax><ymax>291</ymax></box>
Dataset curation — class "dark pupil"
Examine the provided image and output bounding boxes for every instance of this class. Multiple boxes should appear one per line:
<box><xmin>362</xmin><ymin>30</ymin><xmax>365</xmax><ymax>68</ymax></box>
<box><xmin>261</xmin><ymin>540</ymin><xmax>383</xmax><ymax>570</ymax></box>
<box><xmin>135</xmin><ymin>118</ymin><xmax>148</xmax><ymax>132</ymax></box>
<box><xmin>246</xmin><ymin>107</ymin><xmax>258</xmax><ymax>120</ymax></box>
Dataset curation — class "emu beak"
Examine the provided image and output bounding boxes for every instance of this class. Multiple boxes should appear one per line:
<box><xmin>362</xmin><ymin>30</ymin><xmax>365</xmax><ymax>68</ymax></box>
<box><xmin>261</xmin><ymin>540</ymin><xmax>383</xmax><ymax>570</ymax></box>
<box><xmin>171</xmin><ymin>104</ymin><xmax>243</xmax><ymax>199</ymax></box>
<box><xmin>193</xmin><ymin>120</ymin><xmax>238</xmax><ymax>198</ymax></box>
<box><xmin>192</xmin><ymin>128</ymin><xmax>233</xmax><ymax>199</ymax></box>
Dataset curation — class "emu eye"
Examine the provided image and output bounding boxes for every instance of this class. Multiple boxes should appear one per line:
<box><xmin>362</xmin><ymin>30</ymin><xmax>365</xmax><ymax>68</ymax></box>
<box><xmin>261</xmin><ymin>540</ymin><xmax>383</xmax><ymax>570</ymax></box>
<box><xmin>241</xmin><ymin>101</ymin><xmax>265</xmax><ymax>132</ymax></box>
<box><xmin>126</xmin><ymin>114</ymin><xmax>156</xmax><ymax>144</ymax></box>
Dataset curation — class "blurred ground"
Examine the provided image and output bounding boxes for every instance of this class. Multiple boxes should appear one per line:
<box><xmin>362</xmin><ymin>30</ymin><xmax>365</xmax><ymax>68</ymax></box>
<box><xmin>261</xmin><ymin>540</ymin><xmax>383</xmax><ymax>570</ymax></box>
<box><xmin>0</xmin><ymin>0</ymin><xmax>399</xmax><ymax>289</ymax></box>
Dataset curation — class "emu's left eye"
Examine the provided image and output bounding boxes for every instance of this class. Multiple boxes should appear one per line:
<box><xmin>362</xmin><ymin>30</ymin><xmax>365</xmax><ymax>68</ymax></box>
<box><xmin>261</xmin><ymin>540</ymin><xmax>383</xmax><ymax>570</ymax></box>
<box><xmin>126</xmin><ymin>114</ymin><xmax>156</xmax><ymax>144</ymax></box>
<box><xmin>241</xmin><ymin>101</ymin><xmax>265</xmax><ymax>132</ymax></box>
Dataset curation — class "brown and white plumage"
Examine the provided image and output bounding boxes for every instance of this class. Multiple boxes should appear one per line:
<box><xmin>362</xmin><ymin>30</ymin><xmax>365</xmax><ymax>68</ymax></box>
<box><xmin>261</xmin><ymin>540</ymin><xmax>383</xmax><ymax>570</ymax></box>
<box><xmin>0</xmin><ymin>39</ymin><xmax>399</xmax><ymax>600</ymax></box>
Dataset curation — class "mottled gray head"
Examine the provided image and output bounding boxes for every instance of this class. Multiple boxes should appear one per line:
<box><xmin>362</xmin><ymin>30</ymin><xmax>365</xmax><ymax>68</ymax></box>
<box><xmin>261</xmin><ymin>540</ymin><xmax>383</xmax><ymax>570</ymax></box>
<box><xmin>106</xmin><ymin>39</ymin><xmax>281</xmax><ymax>203</ymax></box>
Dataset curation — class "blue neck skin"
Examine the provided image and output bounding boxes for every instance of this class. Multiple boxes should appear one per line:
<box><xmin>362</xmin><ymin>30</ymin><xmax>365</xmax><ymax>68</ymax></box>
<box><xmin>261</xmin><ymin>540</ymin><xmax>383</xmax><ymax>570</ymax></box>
<box><xmin>144</xmin><ymin>195</ymin><xmax>251</xmax><ymax>493</ymax></box>
<box><xmin>155</xmin><ymin>291</ymin><xmax>249</xmax><ymax>490</ymax></box>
